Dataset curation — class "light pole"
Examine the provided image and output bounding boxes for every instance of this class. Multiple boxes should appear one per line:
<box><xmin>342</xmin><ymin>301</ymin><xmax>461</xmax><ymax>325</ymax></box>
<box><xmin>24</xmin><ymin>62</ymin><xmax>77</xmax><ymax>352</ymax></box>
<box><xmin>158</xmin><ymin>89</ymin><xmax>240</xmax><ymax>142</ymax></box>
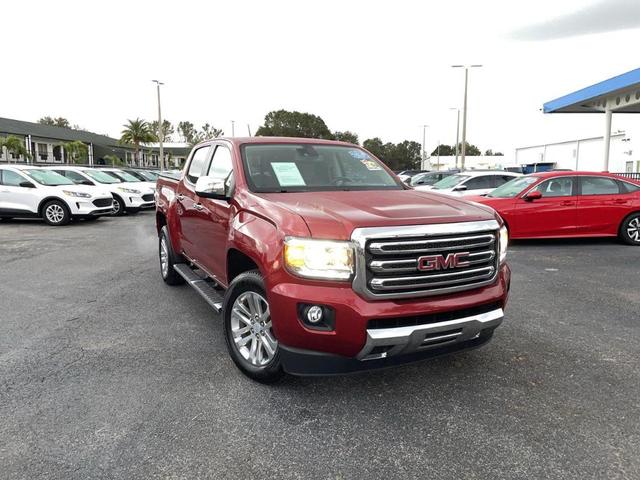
<box><xmin>421</xmin><ymin>125</ymin><xmax>429</xmax><ymax>169</ymax></box>
<box><xmin>449</xmin><ymin>107</ymin><xmax>460</xmax><ymax>169</ymax></box>
<box><xmin>452</xmin><ymin>65</ymin><xmax>482</xmax><ymax>170</ymax></box>
<box><xmin>152</xmin><ymin>80</ymin><xmax>164</xmax><ymax>171</ymax></box>
<box><xmin>231</xmin><ymin>120</ymin><xmax>235</xmax><ymax>137</ymax></box>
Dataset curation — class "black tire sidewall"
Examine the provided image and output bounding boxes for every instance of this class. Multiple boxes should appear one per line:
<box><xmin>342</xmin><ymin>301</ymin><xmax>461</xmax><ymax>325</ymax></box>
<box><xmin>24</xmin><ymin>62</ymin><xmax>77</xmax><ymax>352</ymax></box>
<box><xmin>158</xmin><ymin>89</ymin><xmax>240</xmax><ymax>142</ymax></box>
<box><xmin>222</xmin><ymin>270</ymin><xmax>284</xmax><ymax>383</ymax></box>
<box><xmin>620</xmin><ymin>213</ymin><xmax>640</xmax><ymax>245</ymax></box>
<box><xmin>42</xmin><ymin>200</ymin><xmax>70</xmax><ymax>226</ymax></box>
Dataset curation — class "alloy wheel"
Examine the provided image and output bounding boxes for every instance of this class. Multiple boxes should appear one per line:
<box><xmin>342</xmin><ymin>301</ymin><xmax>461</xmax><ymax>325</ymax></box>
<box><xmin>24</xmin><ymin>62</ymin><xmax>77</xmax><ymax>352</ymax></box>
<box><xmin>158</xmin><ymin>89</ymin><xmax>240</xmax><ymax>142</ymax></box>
<box><xmin>627</xmin><ymin>217</ymin><xmax>640</xmax><ymax>242</ymax></box>
<box><xmin>159</xmin><ymin>237</ymin><xmax>169</xmax><ymax>278</ymax></box>
<box><xmin>45</xmin><ymin>204</ymin><xmax>65</xmax><ymax>224</ymax></box>
<box><xmin>230</xmin><ymin>291</ymin><xmax>277</xmax><ymax>366</ymax></box>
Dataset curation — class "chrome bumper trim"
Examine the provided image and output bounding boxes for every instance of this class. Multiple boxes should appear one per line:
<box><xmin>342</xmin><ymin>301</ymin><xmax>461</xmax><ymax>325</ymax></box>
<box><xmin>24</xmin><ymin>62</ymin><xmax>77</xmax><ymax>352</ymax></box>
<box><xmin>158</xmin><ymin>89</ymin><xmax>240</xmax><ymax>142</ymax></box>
<box><xmin>357</xmin><ymin>307</ymin><xmax>504</xmax><ymax>360</ymax></box>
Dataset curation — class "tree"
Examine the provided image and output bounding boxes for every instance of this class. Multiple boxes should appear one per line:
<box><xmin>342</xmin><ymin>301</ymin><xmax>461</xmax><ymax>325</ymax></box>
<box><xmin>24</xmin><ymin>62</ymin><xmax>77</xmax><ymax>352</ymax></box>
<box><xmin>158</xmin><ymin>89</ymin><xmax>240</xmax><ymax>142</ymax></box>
<box><xmin>363</xmin><ymin>138</ymin><xmax>421</xmax><ymax>170</ymax></box>
<box><xmin>463</xmin><ymin>142</ymin><xmax>481</xmax><ymax>156</ymax></box>
<box><xmin>38</xmin><ymin>116</ymin><xmax>71</xmax><ymax>128</ymax></box>
<box><xmin>484</xmin><ymin>149</ymin><xmax>504</xmax><ymax>156</ymax></box>
<box><xmin>362</xmin><ymin>137</ymin><xmax>387</xmax><ymax>161</ymax></box>
<box><xmin>333</xmin><ymin>131</ymin><xmax>359</xmax><ymax>144</ymax></box>
<box><xmin>177</xmin><ymin>121</ymin><xmax>200</xmax><ymax>145</ymax></box>
<box><xmin>201</xmin><ymin>123</ymin><xmax>224</xmax><ymax>140</ymax></box>
<box><xmin>149</xmin><ymin>120</ymin><xmax>175</xmax><ymax>142</ymax></box>
<box><xmin>119</xmin><ymin>118</ymin><xmax>155</xmax><ymax>167</ymax></box>
<box><xmin>61</xmin><ymin>141</ymin><xmax>88</xmax><ymax>164</ymax></box>
<box><xmin>255</xmin><ymin>110</ymin><xmax>333</xmax><ymax>139</ymax></box>
<box><xmin>431</xmin><ymin>144</ymin><xmax>456</xmax><ymax>156</ymax></box>
<box><xmin>103</xmin><ymin>154</ymin><xmax>125</xmax><ymax>166</ymax></box>
<box><xmin>0</xmin><ymin>136</ymin><xmax>31</xmax><ymax>162</ymax></box>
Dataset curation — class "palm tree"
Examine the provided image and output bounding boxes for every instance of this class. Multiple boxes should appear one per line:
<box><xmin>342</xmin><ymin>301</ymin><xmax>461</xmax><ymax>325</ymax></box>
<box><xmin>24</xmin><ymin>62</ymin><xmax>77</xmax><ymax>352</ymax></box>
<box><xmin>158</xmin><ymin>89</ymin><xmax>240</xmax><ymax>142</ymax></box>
<box><xmin>1</xmin><ymin>136</ymin><xmax>31</xmax><ymax>163</ymax></box>
<box><xmin>119</xmin><ymin>118</ymin><xmax>155</xmax><ymax>167</ymax></box>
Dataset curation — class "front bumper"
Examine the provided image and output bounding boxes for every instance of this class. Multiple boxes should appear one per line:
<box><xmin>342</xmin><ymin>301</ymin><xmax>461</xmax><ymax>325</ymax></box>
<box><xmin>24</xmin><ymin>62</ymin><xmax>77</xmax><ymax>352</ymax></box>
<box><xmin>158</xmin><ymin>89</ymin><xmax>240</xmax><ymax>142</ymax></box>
<box><xmin>125</xmin><ymin>195</ymin><xmax>155</xmax><ymax>209</ymax></box>
<box><xmin>268</xmin><ymin>264</ymin><xmax>510</xmax><ymax>374</ymax></box>
<box><xmin>68</xmin><ymin>198</ymin><xmax>114</xmax><ymax>217</ymax></box>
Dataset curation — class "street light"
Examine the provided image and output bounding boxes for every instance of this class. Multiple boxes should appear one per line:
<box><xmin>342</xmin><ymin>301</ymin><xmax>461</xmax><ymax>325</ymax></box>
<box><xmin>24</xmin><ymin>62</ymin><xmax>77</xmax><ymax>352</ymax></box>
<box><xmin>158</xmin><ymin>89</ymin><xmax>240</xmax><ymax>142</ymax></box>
<box><xmin>449</xmin><ymin>107</ymin><xmax>460</xmax><ymax>169</ymax></box>
<box><xmin>420</xmin><ymin>124</ymin><xmax>429</xmax><ymax>169</ymax></box>
<box><xmin>451</xmin><ymin>65</ymin><xmax>482</xmax><ymax>170</ymax></box>
<box><xmin>152</xmin><ymin>80</ymin><xmax>164</xmax><ymax>171</ymax></box>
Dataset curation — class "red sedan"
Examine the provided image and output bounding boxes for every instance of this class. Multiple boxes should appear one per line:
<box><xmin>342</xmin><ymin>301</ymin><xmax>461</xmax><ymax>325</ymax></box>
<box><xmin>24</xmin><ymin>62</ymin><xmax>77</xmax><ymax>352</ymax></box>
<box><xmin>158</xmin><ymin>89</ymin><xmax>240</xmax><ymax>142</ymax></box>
<box><xmin>467</xmin><ymin>171</ymin><xmax>640</xmax><ymax>245</ymax></box>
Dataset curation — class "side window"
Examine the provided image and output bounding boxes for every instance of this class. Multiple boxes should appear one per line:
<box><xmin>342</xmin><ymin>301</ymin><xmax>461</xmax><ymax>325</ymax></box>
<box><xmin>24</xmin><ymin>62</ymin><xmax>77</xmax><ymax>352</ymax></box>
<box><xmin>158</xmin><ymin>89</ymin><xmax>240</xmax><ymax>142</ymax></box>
<box><xmin>621</xmin><ymin>181</ymin><xmax>640</xmax><ymax>193</ymax></box>
<box><xmin>206</xmin><ymin>146</ymin><xmax>233</xmax><ymax>181</ymax></box>
<box><xmin>533</xmin><ymin>177</ymin><xmax>574</xmax><ymax>197</ymax></box>
<box><xmin>1</xmin><ymin>170</ymin><xmax>27</xmax><ymax>187</ymax></box>
<box><xmin>464</xmin><ymin>176</ymin><xmax>494</xmax><ymax>190</ymax></box>
<box><xmin>580</xmin><ymin>177</ymin><xmax>620</xmax><ymax>195</ymax></box>
<box><xmin>186</xmin><ymin>146</ymin><xmax>211</xmax><ymax>184</ymax></box>
<box><xmin>66</xmin><ymin>171</ymin><xmax>90</xmax><ymax>184</ymax></box>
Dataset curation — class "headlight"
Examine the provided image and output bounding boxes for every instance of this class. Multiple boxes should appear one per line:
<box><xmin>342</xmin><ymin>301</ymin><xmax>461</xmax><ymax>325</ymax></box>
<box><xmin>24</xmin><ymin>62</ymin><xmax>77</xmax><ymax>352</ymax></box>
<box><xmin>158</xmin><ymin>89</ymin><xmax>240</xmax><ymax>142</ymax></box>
<box><xmin>499</xmin><ymin>225</ymin><xmax>508</xmax><ymax>263</ymax></box>
<box><xmin>62</xmin><ymin>190</ymin><xmax>91</xmax><ymax>198</ymax></box>
<box><xmin>116</xmin><ymin>187</ymin><xmax>141</xmax><ymax>194</ymax></box>
<box><xmin>284</xmin><ymin>237</ymin><xmax>354</xmax><ymax>280</ymax></box>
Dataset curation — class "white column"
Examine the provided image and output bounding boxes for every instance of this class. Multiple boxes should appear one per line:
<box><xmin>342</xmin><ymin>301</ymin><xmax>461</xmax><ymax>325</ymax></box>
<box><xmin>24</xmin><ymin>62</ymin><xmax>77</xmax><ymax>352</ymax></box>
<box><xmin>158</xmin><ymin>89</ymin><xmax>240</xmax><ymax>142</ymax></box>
<box><xmin>603</xmin><ymin>108</ymin><xmax>612</xmax><ymax>172</ymax></box>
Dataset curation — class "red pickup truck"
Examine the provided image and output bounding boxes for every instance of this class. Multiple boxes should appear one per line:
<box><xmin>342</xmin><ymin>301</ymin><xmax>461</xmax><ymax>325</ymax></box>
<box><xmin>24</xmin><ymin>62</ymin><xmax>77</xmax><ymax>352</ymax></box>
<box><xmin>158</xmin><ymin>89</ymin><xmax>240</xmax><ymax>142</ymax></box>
<box><xmin>155</xmin><ymin>137</ymin><xmax>510</xmax><ymax>382</ymax></box>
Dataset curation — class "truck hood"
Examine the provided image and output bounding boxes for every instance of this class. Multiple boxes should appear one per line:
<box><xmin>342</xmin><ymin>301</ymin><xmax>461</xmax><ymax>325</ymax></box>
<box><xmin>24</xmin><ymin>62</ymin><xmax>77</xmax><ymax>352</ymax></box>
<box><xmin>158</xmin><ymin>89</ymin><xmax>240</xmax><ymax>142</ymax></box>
<box><xmin>260</xmin><ymin>190</ymin><xmax>497</xmax><ymax>240</ymax></box>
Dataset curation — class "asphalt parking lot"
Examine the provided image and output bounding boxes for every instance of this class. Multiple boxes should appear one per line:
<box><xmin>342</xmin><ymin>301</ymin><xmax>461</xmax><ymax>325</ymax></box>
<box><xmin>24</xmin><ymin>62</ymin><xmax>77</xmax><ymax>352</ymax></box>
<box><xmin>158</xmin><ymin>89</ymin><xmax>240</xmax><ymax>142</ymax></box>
<box><xmin>1</xmin><ymin>213</ymin><xmax>639</xmax><ymax>479</ymax></box>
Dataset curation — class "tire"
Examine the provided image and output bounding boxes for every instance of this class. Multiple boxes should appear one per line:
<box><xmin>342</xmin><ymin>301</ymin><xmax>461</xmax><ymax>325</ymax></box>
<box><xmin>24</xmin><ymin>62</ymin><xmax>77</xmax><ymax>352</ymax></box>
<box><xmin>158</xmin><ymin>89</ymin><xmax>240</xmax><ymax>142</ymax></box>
<box><xmin>42</xmin><ymin>200</ymin><xmax>71</xmax><ymax>226</ymax></box>
<box><xmin>619</xmin><ymin>212</ymin><xmax>640</xmax><ymax>245</ymax></box>
<box><xmin>112</xmin><ymin>195</ymin><xmax>126</xmax><ymax>216</ymax></box>
<box><xmin>222</xmin><ymin>270</ymin><xmax>284</xmax><ymax>384</ymax></box>
<box><xmin>159</xmin><ymin>226</ymin><xmax>185</xmax><ymax>285</ymax></box>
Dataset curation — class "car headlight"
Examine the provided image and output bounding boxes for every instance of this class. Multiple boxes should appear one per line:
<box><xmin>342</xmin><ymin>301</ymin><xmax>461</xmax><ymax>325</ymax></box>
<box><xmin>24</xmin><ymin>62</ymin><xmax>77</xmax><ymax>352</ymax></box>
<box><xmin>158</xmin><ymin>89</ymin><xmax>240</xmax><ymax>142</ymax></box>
<box><xmin>62</xmin><ymin>190</ymin><xmax>91</xmax><ymax>198</ymax></box>
<box><xmin>284</xmin><ymin>237</ymin><xmax>354</xmax><ymax>280</ymax></box>
<box><xmin>499</xmin><ymin>225</ymin><xmax>508</xmax><ymax>263</ymax></box>
<box><xmin>116</xmin><ymin>187</ymin><xmax>141</xmax><ymax>194</ymax></box>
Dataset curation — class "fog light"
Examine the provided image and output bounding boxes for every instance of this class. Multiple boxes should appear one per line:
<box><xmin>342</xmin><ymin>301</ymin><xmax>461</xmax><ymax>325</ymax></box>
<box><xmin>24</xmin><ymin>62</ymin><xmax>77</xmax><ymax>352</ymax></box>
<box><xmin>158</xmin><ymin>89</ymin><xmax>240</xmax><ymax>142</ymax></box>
<box><xmin>306</xmin><ymin>305</ymin><xmax>323</xmax><ymax>324</ymax></box>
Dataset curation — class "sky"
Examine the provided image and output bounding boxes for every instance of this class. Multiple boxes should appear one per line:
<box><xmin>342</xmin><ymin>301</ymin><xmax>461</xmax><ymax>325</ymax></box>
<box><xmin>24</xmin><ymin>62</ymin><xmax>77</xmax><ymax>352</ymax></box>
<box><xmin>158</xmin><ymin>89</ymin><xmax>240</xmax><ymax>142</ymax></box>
<box><xmin>2</xmin><ymin>0</ymin><xmax>640</xmax><ymax>159</ymax></box>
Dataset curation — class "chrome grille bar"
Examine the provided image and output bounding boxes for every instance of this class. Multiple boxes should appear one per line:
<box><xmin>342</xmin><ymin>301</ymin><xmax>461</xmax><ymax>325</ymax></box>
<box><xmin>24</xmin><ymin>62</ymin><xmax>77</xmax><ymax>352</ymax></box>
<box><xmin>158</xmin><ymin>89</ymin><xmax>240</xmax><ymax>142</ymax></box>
<box><xmin>370</xmin><ymin>266</ymin><xmax>495</xmax><ymax>291</ymax></box>
<box><xmin>370</xmin><ymin>250</ymin><xmax>495</xmax><ymax>273</ymax></box>
<box><xmin>369</xmin><ymin>234</ymin><xmax>494</xmax><ymax>255</ymax></box>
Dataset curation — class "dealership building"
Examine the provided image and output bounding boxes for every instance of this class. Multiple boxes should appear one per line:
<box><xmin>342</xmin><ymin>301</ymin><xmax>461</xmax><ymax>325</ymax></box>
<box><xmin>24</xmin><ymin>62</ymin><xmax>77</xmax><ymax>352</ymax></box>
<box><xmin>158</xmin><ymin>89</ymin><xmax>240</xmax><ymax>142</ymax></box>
<box><xmin>0</xmin><ymin>117</ymin><xmax>189</xmax><ymax>168</ymax></box>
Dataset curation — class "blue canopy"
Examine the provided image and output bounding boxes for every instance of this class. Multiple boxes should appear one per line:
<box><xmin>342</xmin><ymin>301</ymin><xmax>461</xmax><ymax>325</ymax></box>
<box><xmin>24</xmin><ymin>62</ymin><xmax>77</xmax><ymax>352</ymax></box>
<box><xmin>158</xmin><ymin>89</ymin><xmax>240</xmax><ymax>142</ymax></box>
<box><xmin>544</xmin><ymin>67</ymin><xmax>640</xmax><ymax>113</ymax></box>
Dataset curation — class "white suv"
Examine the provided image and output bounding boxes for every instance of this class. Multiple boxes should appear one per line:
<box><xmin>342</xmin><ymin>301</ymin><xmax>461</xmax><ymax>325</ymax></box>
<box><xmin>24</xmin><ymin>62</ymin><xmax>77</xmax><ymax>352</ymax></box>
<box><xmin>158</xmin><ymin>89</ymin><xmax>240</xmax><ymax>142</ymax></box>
<box><xmin>415</xmin><ymin>170</ymin><xmax>522</xmax><ymax>197</ymax></box>
<box><xmin>0</xmin><ymin>165</ymin><xmax>114</xmax><ymax>225</ymax></box>
<box><xmin>46</xmin><ymin>166</ymin><xmax>155</xmax><ymax>216</ymax></box>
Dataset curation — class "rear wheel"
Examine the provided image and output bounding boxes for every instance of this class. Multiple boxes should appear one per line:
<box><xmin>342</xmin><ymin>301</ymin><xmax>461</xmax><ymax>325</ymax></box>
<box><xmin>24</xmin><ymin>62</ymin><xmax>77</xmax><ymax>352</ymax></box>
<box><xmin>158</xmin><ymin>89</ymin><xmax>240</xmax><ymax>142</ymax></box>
<box><xmin>223</xmin><ymin>270</ymin><xmax>284</xmax><ymax>383</ymax></box>
<box><xmin>112</xmin><ymin>196</ymin><xmax>126</xmax><ymax>216</ymax></box>
<box><xmin>620</xmin><ymin>213</ymin><xmax>640</xmax><ymax>245</ymax></box>
<box><xmin>159</xmin><ymin>226</ymin><xmax>185</xmax><ymax>285</ymax></box>
<box><xmin>42</xmin><ymin>200</ymin><xmax>70</xmax><ymax>226</ymax></box>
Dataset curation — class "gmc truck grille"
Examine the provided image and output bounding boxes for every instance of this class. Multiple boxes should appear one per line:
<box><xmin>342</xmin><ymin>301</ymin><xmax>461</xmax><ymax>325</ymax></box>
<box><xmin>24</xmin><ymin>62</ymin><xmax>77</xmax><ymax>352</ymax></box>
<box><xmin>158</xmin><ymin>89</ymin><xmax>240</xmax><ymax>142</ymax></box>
<box><xmin>351</xmin><ymin>220</ymin><xmax>501</xmax><ymax>300</ymax></box>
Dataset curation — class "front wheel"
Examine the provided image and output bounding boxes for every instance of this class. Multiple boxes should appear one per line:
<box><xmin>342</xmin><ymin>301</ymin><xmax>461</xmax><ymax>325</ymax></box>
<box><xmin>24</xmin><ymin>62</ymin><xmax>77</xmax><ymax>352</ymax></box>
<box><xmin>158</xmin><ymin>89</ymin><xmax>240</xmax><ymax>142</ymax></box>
<box><xmin>223</xmin><ymin>270</ymin><xmax>284</xmax><ymax>383</ymax></box>
<box><xmin>42</xmin><ymin>200</ymin><xmax>70</xmax><ymax>226</ymax></box>
<box><xmin>620</xmin><ymin>213</ymin><xmax>640</xmax><ymax>245</ymax></box>
<box><xmin>112</xmin><ymin>196</ymin><xmax>126</xmax><ymax>216</ymax></box>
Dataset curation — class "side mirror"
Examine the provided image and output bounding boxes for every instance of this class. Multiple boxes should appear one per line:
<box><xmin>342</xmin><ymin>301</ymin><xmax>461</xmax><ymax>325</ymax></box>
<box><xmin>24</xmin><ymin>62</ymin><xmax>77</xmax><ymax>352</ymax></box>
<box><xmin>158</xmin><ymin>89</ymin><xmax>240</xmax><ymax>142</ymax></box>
<box><xmin>19</xmin><ymin>181</ymin><xmax>36</xmax><ymax>188</ymax></box>
<box><xmin>524</xmin><ymin>190</ymin><xmax>542</xmax><ymax>201</ymax></box>
<box><xmin>195</xmin><ymin>175</ymin><xmax>229</xmax><ymax>200</ymax></box>
<box><xmin>453</xmin><ymin>185</ymin><xmax>468</xmax><ymax>191</ymax></box>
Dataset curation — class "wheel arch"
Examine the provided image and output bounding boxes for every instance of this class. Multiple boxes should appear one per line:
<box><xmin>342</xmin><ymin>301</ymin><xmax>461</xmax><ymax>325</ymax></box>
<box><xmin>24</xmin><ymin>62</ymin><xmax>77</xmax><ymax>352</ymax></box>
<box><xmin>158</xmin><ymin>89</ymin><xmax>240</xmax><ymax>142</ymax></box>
<box><xmin>37</xmin><ymin>196</ymin><xmax>70</xmax><ymax>216</ymax></box>
<box><xmin>618</xmin><ymin>209</ymin><xmax>640</xmax><ymax>234</ymax></box>
<box><xmin>227</xmin><ymin>248</ymin><xmax>261</xmax><ymax>284</ymax></box>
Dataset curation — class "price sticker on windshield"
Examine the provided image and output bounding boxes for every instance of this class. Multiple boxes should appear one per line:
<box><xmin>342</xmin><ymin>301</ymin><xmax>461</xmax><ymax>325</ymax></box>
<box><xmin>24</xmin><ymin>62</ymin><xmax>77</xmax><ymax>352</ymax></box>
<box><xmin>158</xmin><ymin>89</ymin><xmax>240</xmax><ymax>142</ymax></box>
<box><xmin>271</xmin><ymin>162</ymin><xmax>306</xmax><ymax>186</ymax></box>
<box><xmin>361</xmin><ymin>159</ymin><xmax>382</xmax><ymax>171</ymax></box>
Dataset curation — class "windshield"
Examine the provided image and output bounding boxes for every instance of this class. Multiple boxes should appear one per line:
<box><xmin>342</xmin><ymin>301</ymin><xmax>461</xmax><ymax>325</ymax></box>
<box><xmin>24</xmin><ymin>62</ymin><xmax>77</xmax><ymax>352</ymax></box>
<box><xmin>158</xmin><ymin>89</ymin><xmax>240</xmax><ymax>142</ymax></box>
<box><xmin>487</xmin><ymin>176</ymin><xmax>539</xmax><ymax>198</ymax></box>
<box><xmin>23</xmin><ymin>169</ymin><xmax>74</xmax><ymax>186</ymax></box>
<box><xmin>432</xmin><ymin>174</ymin><xmax>469</xmax><ymax>190</ymax></box>
<box><xmin>83</xmin><ymin>169</ymin><xmax>122</xmax><ymax>184</ymax></box>
<box><xmin>106</xmin><ymin>170</ymin><xmax>142</xmax><ymax>182</ymax></box>
<box><xmin>241</xmin><ymin>144</ymin><xmax>402</xmax><ymax>193</ymax></box>
<box><xmin>137</xmin><ymin>170</ymin><xmax>158</xmax><ymax>181</ymax></box>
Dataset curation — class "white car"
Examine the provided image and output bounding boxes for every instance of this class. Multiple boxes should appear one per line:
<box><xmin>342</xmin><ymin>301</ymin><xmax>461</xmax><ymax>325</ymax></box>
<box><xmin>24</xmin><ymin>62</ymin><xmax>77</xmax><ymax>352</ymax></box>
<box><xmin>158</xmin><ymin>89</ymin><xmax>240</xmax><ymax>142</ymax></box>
<box><xmin>99</xmin><ymin>168</ymin><xmax>157</xmax><ymax>192</ymax></box>
<box><xmin>46</xmin><ymin>166</ymin><xmax>155</xmax><ymax>216</ymax></box>
<box><xmin>0</xmin><ymin>165</ymin><xmax>114</xmax><ymax>226</ymax></box>
<box><xmin>415</xmin><ymin>171</ymin><xmax>522</xmax><ymax>197</ymax></box>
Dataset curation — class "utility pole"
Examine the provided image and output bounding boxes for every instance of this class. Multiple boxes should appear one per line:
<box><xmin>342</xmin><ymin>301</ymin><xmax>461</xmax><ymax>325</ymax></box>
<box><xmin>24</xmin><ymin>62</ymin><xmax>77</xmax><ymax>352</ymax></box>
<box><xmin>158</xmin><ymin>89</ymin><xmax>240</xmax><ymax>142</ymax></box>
<box><xmin>152</xmin><ymin>80</ymin><xmax>164</xmax><ymax>171</ymax></box>
<box><xmin>450</xmin><ymin>107</ymin><xmax>460</xmax><ymax>169</ymax></box>
<box><xmin>421</xmin><ymin>125</ymin><xmax>429</xmax><ymax>169</ymax></box>
<box><xmin>452</xmin><ymin>65</ymin><xmax>482</xmax><ymax>170</ymax></box>
<box><xmin>231</xmin><ymin>120</ymin><xmax>235</xmax><ymax>137</ymax></box>
<box><xmin>247</xmin><ymin>124</ymin><xmax>252</xmax><ymax>136</ymax></box>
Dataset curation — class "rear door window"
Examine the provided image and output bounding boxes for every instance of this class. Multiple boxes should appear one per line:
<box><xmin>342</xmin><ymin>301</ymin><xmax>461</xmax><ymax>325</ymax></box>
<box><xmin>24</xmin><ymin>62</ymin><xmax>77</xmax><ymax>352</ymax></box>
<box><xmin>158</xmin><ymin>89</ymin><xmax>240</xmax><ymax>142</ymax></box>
<box><xmin>464</xmin><ymin>175</ymin><xmax>494</xmax><ymax>190</ymax></box>
<box><xmin>580</xmin><ymin>176</ymin><xmax>620</xmax><ymax>195</ymax></box>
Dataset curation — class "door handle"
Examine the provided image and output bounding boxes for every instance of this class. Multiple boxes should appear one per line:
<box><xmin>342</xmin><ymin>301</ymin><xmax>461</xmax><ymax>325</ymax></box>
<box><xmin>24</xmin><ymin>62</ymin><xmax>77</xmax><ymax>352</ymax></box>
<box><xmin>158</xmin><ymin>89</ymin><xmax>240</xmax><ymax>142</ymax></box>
<box><xmin>194</xmin><ymin>203</ymin><xmax>203</xmax><ymax>210</ymax></box>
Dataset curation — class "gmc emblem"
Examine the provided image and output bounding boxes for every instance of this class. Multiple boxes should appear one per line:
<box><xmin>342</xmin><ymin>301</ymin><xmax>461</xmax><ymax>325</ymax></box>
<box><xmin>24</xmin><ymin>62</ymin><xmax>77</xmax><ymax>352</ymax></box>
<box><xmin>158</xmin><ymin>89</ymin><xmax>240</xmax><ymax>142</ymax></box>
<box><xmin>417</xmin><ymin>252</ymin><xmax>470</xmax><ymax>271</ymax></box>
